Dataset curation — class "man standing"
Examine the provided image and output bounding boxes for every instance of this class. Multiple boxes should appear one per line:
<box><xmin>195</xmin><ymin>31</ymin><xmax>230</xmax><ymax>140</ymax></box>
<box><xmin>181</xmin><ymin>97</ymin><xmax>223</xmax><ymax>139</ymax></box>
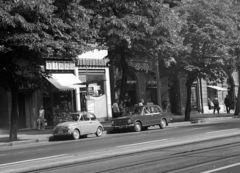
<box><xmin>224</xmin><ymin>95</ymin><xmax>231</xmax><ymax>114</ymax></box>
<box><xmin>38</xmin><ymin>105</ymin><xmax>45</xmax><ymax>130</ymax></box>
<box><xmin>112</xmin><ymin>100</ymin><xmax>120</xmax><ymax>118</ymax></box>
<box><xmin>213</xmin><ymin>95</ymin><xmax>219</xmax><ymax>114</ymax></box>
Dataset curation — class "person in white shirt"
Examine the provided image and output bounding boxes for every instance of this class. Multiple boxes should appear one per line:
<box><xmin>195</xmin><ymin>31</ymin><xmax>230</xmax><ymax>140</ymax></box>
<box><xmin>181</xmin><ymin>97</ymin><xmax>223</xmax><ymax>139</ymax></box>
<box><xmin>138</xmin><ymin>98</ymin><xmax>144</xmax><ymax>106</ymax></box>
<box><xmin>38</xmin><ymin>105</ymin><xmax>45</xmax><ymax>130</ymax></box>
<box><xmin>112</xmin><ymin>100</ymin><xmax>120</xmax><ymax>118</ymax></box>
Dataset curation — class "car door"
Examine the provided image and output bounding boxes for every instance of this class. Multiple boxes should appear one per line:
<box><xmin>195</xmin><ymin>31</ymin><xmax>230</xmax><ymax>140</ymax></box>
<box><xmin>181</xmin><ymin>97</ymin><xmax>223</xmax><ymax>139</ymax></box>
<box><xmin>143</xmin><ymin>106</ymin><xmax>154</xmax><ymax>126</ymax></box>
<box><xmin>151</xmin><ymin>106</ymin><xmax>163</xmax><ymax>124</ymax></box>
<box><xmin>79</xmin><ymin>113</ymin><xmax>92</xmax><ymax>134</ymax></box>
<box><xmin>89</xmin><ymin>113</ymin><xmax>99</xmax><ymax>133</ymax></box>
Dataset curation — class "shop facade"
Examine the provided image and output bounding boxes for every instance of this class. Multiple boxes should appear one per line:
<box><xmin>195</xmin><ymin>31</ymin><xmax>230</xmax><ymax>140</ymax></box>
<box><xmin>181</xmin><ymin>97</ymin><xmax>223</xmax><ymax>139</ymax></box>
<box><xmin>76</xmin><ymin>50</ymin><xmax>112</xmax><ymax>121</ymax></box>
<box><xmin>111</xmin><ymin>59</ymin><xmax>172</xmax><ymax>113</ymax></box>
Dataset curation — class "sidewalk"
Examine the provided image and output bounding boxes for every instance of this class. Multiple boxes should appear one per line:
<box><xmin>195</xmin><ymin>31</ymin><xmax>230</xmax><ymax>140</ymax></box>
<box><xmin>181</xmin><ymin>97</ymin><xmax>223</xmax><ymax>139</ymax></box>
<box><xmin>0</xmin><ymin>113</ymin><xmax>239</xmax><ymax>148</ymax></box>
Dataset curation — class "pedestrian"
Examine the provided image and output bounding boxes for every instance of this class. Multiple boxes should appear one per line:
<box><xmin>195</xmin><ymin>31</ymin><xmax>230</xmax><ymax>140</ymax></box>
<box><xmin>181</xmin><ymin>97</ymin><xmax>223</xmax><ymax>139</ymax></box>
<box><xmin>138</xmin><ymin>98</ymin><xmax>144</xmax><ymax>106</ymax></box>
<box><xmin>208</xmin><ymin>98</ymin><xmax>214</xmax><ymax>110</ymax></box>
<box><xmin>38</xmin><ymin>105</ymin><xmax>45</xmax><ymax>130</ymax></box>
<box><xmin>112</xmin><ymin>100</ymin><xmax>120</xmax><ymax>118</ymax></box>
<box><xmin>213</xmin><ymin>95</ymin><xmax>219</xmax><ymax>114</ymax></box>
<box><xmin>224</xmin><ymin>95</ymin><xmax>231</xmax><ymax>114</ymax></box>
<box><xmin>119</xmin><ymin>100</ymin><xmax>125</xmax><ymax>116</ymax></box>
<box><xmin>125</xmin><ymin>97</ymin><xmax>132</xmax><ymax>108</ymax></box>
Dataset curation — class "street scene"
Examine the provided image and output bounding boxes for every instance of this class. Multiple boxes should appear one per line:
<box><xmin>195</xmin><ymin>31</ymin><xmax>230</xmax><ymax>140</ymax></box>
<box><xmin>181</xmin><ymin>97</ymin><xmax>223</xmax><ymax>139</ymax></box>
<box><xmin>1</xmin><ymin>0</ymin><xmax>240</xmax><ymax>173</ymax></box>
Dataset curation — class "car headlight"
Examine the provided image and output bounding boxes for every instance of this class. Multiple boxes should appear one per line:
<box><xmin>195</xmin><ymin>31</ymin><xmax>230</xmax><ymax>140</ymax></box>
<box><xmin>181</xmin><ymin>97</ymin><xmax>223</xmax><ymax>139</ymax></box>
<box><xmin>111</xmin><ymin>121</ymin><xmax>115</xmax><ymax>125</ymax></box>
<box><xmin>127</xmin><ymin>119</ymin><xmax>132</xmax><ymax>124</ymax></box>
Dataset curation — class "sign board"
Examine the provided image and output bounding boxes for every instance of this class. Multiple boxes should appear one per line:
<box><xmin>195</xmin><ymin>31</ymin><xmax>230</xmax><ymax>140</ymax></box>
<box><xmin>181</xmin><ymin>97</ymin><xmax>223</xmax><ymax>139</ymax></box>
<box><xmin>46</xmin><ymin>61</ymin><xmax>75</xmax><ymax>70</ymax></box>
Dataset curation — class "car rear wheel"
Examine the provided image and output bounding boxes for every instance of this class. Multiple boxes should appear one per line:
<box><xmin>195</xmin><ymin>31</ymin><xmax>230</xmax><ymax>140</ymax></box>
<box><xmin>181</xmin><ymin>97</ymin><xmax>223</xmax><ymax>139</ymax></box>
<box><xmin>72</xmin><ymin>129</ymin><xmax>80</xmax><ymax>140</ymax></box>
<box><xmin>133</xmin><ymin>122</ymin><xmax>142</xmax><ymax>132</ymax></box>
<box><xmin>96</xmin><ymin>127</ymin><xmax>103</xmax><ymax>137</ymax></box>
<box><xmin>159</xmin><ymin>119</ymin><xmax>167</xmax><ymax>129</ymax></box>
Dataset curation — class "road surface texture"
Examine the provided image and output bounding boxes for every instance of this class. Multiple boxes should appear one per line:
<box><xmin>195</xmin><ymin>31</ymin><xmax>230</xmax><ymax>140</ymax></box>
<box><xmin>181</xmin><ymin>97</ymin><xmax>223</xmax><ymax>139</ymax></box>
<box><xmin>0</xmin><ymin>119</ymin><xmax>240</xmax><ymax>173</ymax></box>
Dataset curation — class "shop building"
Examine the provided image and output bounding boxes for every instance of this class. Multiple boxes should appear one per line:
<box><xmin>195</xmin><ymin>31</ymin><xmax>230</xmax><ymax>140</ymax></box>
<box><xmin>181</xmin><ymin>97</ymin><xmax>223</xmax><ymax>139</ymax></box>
<box><xmin>111</xmin><ymin>58</ymin><xmax>173</xmax><ymax>113</ymax></box>
<box><xmin>76</xmin><ymin>50</ymin><xmax>112</xmax><ymax>121</ymax></box>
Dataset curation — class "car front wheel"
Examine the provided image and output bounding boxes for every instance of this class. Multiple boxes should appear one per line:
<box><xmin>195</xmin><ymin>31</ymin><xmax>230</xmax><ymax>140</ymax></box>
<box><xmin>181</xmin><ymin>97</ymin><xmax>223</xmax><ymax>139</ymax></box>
<box><xmin>159</xmin><ymin>119</ymin><xmax>167</xmax><ymax>129</ymax></box>
<box><xmin>96</xmin><ymin>127</ymin><xmax>103</xmax><ymax>137</ymax></box>
<box><xmin>133</xmin><ymin>122</ymin><xmax>142</xmax><ymax>132</ymax></box>
<box><xmin>72</xmin><ymin>129</ymin><xmax>80</xmax><ymax>140</ymax></box>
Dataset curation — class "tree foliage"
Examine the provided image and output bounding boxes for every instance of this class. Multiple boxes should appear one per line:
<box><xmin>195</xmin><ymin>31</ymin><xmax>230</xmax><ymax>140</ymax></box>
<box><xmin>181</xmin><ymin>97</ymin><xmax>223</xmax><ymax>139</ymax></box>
<box><xmin>82</xmin><ymin>0</ymin><xmax>183</xmax><ymax>100</ymax></box>
<box><xmin>0</xmin><ymin>0</ymin><xmax>95</xmax><ymax>141</ymax></box>
<box><xmin>163</xmin><ymin>0</ymin><xmax>240</xmax><ymax>120</ymax></box>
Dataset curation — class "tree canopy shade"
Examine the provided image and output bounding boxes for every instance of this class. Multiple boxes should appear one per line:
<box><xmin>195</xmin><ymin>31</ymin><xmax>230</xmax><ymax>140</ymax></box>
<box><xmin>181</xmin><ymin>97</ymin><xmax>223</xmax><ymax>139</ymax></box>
<box><xmin>165</xmin><ymin>0</ymin><xmax>240</xmax><ymax>120</ymax></box>
<box><xmin>0</xmin><ymin>0</ymin><xmax>96</xmax><ymax>141</ymax></box>
<box><xmin>82</xmin><ymin>0</ymin><xmax>184</xmax><ymax>100</ymax></box>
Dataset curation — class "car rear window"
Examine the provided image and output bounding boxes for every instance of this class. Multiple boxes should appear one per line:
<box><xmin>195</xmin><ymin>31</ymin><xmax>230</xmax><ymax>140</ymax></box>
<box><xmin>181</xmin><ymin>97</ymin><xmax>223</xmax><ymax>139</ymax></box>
<box><xmin>89</xmin><ymin>113</ymin><xmax>97</xmax><ymax>121</ymax></box>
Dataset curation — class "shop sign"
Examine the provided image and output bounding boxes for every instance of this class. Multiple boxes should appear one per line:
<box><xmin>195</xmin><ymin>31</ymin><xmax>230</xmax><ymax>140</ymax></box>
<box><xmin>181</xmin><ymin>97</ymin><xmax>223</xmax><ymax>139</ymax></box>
<box><xmin>46</xmin><ymin>61</ymin><xmax>75</xmax><ymax>70</ymax></box>
<box><xmin>128</xmin><ymin>60</ymin><xmax>153</xmax><ymax>73</ymax></box>
<box><xmin>76</xmin><ymin>59</ymin><xmax>109</xmax><ymax>67</ymax></box>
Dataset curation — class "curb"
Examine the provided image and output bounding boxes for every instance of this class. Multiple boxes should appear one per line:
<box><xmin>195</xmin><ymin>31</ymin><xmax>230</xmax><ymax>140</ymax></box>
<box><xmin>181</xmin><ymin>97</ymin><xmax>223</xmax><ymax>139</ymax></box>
<box><xmin>0</xmin><ymin>116</ymin><xmax>239</xmax><ymax>148</ymax></box>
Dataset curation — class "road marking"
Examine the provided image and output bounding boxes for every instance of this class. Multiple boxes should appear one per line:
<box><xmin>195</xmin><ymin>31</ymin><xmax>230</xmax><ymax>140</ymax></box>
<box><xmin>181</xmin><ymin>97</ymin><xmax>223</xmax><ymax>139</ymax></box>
<box><xmin>117</xmin><ymin>138</ymin><xmax>174</xmax><ymax>148</ymax></box>
<box><xmin>201</xmin><ymin>162</ymin><xmax>240</xmax><ymax>173</ymax></box>
<box><xmin>0</xmin><ymin>154</ymin><xmax>68</xmax><ymax>167</ymax></box>
<box><xmin>206</xmin><ymin>128</ymin><xmax>239</xmax><ymax>134</ymax></box>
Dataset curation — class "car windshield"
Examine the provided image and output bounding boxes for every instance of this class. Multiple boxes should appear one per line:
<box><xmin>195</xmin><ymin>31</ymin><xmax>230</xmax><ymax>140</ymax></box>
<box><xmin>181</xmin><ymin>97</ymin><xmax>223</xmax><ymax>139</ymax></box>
<box><xmin>124</xmin><ymin>106</ymin><xmax>143</xmax><ymax>116</ymax></box>
<box><xmin>65</xmin><ymin>114</ymin><xmax>80</xmax><ymax>122</ymax></box>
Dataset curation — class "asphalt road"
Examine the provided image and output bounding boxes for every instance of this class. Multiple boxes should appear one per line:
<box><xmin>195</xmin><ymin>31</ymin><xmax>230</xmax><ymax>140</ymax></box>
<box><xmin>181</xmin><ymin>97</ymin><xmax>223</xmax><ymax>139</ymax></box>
<box><xmin>1</xmin><ymin>119</ymin><xmax>240</xmax><ymax>173</ymax></box>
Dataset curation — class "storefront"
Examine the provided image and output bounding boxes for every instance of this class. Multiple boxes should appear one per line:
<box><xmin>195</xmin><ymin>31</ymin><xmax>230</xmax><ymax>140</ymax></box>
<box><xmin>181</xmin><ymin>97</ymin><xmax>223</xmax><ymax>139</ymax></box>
<box><xmin>43</xmin><ymin>60</ymin><xmax>82</xmax><ymax>125</ymax></box>
<box><xmin>112</xmin><ymin>58</ymin><xmax>171</xmax><ymax>112</ymax></box>
<box><xmin>76</xmin><ymin>50</ymin><xmax>112</xmax><ymax>121</ymax></box>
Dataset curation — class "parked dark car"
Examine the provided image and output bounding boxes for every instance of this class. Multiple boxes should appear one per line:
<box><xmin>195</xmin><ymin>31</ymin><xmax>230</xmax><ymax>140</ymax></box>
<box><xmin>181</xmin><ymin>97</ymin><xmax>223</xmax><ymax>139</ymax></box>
<box><xmin>111</xmin><ymin>105</ymin><xmax>172</xmax><ymax>132</ymax></box>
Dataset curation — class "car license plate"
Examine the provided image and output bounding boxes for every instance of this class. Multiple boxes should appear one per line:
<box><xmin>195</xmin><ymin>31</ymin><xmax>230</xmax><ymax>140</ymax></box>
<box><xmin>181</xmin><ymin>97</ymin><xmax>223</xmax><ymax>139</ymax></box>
<box><xmin>58</xmin><ymin>131</ymin><xmax>63</xmax><ymax>134</ymax></box>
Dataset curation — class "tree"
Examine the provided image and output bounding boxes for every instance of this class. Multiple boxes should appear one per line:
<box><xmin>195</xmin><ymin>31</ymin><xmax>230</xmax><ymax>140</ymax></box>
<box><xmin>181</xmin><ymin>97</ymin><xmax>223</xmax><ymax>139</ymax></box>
<box><xmin>165</xmin><ymin>0</ymin><xmax>238</xmax><ymax>120</ymax></box>
<box><xmin>0</xmin><ymin>0</ymin><xmax>95</xmax><ymax>141</ymax></box>
<box><xmin>82</xmin><ymin>0</ymin><xmax>183</xmax><ymax>101</ymax></box>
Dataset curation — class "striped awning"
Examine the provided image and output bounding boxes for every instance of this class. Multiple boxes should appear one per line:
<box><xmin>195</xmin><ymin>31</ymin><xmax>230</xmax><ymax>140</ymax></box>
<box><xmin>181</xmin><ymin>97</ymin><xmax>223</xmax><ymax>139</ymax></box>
<box><xmin>45</xmin><ymin>73</ymin><xmax>84</xmax><ymax>91</ymax></box>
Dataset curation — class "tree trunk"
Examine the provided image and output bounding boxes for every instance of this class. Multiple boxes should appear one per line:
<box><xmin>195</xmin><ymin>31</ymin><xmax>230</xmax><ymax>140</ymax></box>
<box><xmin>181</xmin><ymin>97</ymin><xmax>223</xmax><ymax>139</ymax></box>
<box><xmin>185</xmin><ymin>73</ymin><xmax>197</xmax><ymax>121</ymax></box>
<box><xmin>9</xmin><ymin>81</ymin><xmax>19</xmax><ymax>141</ymax></box>
<box><xmin>234</xmin><ymin>75</ymin><xmax>240</xmax><ymax>115</ymax></box>
<box><xmin>119</xmin><ymin>48</ymin><xmax>128</xmax><ymax>101</ymax></box>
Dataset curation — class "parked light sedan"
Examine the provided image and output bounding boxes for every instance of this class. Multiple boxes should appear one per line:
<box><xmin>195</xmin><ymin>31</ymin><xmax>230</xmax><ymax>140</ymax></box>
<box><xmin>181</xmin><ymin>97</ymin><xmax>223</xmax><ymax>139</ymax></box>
<box><xmin>53</xmin><ymin>112</ymin><xmax>104</xmax><ymax>140</ymax></box>
<box><xmin>111</xmin><ymin>105</ymin><xmax>172</xmax><ymax>132</ymax></box>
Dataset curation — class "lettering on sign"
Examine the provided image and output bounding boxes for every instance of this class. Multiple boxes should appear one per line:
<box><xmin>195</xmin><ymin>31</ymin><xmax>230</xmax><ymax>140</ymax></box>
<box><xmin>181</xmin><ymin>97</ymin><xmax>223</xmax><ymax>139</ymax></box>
<box><xmin>76</xmin><ymin>59</ymin><xmax>109</xmax><ymax>67</ymax></box>
<box><xmin>46</xmin><ymin>61</ymin><xmax>75</xmax><ymax>70</ymax></box>
<box><xmin>128</xmin><ymin>61</ymin><xmax>153</xmax><ymax>73</ymax></box>
<box><xmin>58</xmin><ymin>62</ymin><xmax>65</xmax><ymax>70</ymax></box>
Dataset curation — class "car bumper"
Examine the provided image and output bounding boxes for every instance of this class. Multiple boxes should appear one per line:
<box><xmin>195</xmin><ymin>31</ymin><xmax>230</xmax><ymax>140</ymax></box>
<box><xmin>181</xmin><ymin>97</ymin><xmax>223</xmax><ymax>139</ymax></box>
<box><xmin>53</xmin><ymin>130</ymin><xmax>73</xmax><ymax>136</ymax></box>
<box><xmin>112</xmin><ymin>124</ymin><xmax>134</xmax><ymax>129</ymax></box>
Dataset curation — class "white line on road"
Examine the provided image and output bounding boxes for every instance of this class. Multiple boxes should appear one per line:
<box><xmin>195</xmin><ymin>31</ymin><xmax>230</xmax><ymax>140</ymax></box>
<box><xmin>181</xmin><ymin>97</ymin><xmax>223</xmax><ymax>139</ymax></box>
<box><xmin>117</xmin><ymin>138</ymin><xmax>174</xmax><ymax>148</ymax></box>
<box><xmin>206</xmin><ymin>128</ymin><xmax>239</xmax><ymax>134</ymax></box>
<box><xmin>201</xmin><ymin>162</ymin><xmax>240</xmax><ymax>173</ymax></box>
<box><xmin>0</xmin><ymin>154</ymin><xmax>68</xmax><ymax>168</ymax></box>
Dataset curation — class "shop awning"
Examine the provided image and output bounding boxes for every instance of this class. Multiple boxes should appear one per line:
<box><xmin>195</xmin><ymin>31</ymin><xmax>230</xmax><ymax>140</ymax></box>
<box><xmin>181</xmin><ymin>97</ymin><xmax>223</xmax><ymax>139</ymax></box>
<box><xmin>207</xmin><ymin>85</ymin><xmax>228</xmax><ymax>91</ymax></box>
<box><xmin>46</xmin><ymin>73</ymin><xmax>84</xmax><ymax>91</ymax></box>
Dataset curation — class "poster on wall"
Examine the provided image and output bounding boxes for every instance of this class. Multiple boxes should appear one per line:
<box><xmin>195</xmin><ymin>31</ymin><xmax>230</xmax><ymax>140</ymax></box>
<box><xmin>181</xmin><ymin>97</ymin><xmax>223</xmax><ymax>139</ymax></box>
<box><xmin>89</xmin><ymin>95</ymin><xmax>106</xmax><ymax>118</ymax></box>
<box><xmin>87</xmin><ymin>99</ymin><xmax>95</xmax><ymax>113</ymax></box>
